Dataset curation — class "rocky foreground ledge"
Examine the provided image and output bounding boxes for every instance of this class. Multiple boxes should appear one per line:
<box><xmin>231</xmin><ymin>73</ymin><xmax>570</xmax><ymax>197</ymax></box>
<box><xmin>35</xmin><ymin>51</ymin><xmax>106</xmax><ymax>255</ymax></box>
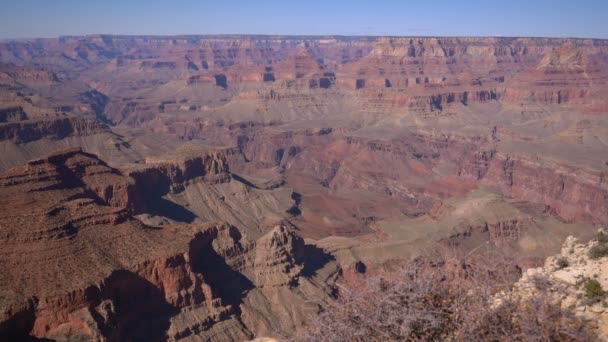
<box><xmin>514</xmin><ymin>229</ymin><xmax>608</xmax><ymax>339</ymax></box>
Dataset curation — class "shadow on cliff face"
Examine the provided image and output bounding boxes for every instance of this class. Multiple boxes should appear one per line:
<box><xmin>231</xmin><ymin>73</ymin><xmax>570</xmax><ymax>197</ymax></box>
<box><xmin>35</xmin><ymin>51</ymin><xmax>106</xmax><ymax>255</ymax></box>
<box><xmin>80</xmin><ymin>90</ymin><xmax>111</xmax><ymax>125</ymax></box>
<box><xmin>0</xmin><ymin>300</ymin><xmax>53</xmax><ymax>341</ymax></box>
<box><xmin>96</xmin><ymin>270</ymin><xmax>178</xmax><ymax>342</ymax></box>
<box><xmin>230</xmin><ymin>174</ymin><xmax>259</xmax><ymax>189</ymax></box>
<box><xmin>0</xmin><ymin>271</ymin><xmax>177</xmax><ymax>341</ymax></box>
<box><xmin>189</xmin><ymin>228</ymin><xmax>254</xmax><ymax>308</ymax></box>
<box><xmin>301</xmin><ymin>244</ymin><xmax>335</xmax><ymax>278</ymax></box>
<box><xmin>47</xmin><ymin>149</ymin><xmax>197</xmax><ymax>224</ymax></box>
<box><xmin>130</xmin><ymin>169</ymin><xmax>197</xmax><ymax>224</ymax></box>
<box><xmin>145</xmin><ymin>197</ymin><xmax>197</xmax><ymax>223</ymax></box>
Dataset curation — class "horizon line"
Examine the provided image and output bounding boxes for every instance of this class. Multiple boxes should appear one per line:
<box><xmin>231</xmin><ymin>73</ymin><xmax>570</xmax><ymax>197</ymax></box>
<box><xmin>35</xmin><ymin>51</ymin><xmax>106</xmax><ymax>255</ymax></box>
<box><xmin>2</xmin><ymin>33</ymin><xmax>608</xmax><ymax>42</ymax></box>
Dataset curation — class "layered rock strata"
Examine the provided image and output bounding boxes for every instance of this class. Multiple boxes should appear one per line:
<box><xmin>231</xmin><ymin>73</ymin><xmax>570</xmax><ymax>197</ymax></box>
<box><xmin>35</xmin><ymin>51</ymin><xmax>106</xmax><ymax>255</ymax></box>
<box><xmin>0</xmin><ymin>148</ymin><xmax>335</xmax><ymax>341</ymax></box>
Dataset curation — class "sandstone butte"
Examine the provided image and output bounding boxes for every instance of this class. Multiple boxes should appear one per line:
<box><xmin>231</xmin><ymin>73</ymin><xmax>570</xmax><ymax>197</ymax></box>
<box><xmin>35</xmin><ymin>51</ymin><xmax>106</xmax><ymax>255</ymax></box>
<box><xmin>0</xmin><ymin>35</ymin><xmax>607</xmax><ymax>340</ymax></box>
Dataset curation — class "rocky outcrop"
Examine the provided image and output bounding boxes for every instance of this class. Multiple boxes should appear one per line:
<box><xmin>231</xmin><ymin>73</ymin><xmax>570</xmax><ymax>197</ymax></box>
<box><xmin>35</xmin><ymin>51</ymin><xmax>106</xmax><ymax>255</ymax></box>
<box><xmin>0</xmin><ymin>149</ymin><xmax>335</xmax><ymax>341</ymax></box>
<box><xmin>3</xmin><ymin>35</ymin><xmax>607</xmax><ymax>126</ymax></box>
<box><xmin>126</xmin><ymin>147</ymin><xmax>232</xmax><ymax>214</ymax></box>
<box><xmin>252</xmin><ymin>225</ymin><xmax>305</xmax><ymax>287</ymax></box>
<box><xmin>0</xmin><ymin>147</ymin><xmax>134</xmax><ymax>210</ymax></box>
<box><xmin>0</xmin><ymin>117</ymin><xmax>110</xmax><ymax>143</ymax></box>
<box><xmin>0</xmin><ymin>149</ymin><xmax>154</xmax><ymax>339</ymax></box>
<box><xmin>460</xmin><ymin>152</ymin><xmax>608</xmax><ymax>224</ymax></box>
<box><xmin>513</xmin><ymin>231</ymin><xmax>608</xmax><ymax>339</ymax></box>
<box><xmin>0</xmin><ymin>62</ymin><xmax>58</xmax><ymax>85</ymax></box>
<box><xmin>0</xmin><ymin>106</ymin><xmax>27</xmax><ymax>123</ymax></box>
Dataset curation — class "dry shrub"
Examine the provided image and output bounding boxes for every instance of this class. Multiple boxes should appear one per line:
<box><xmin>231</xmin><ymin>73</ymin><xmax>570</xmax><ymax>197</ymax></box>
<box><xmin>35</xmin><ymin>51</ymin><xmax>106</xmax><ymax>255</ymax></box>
<box><xmin>458</xmin><ymin>293</ymin><xmax>597</xmax><ymax>342</ymax></box>
<box><xmin>589</xmin><ymin>230</ymin><xmax>608</xmax><ymax>259</ymax></box>
<box><xmin>589</xmin><ymin>243</ymin><xmax>608</xmax><ymax>259</ymax></box>
<box><xmin>296</xmin><ymin>262</ymin><xmax>455</xmax><ymax>341</ymax></box>
<box><xmin>555</xmin><ymin>256</ymin><xmax>569</xmax><ymax>269</ymax></box>
<box><xmin>595</xmin><ymin>230</ymin><xmax>608</xmax><ymax>244</ymax></box>
<box><xmin>293</xmin><ymin>247</ymin><xmax>597</xmax><ymax>342</ymax></box>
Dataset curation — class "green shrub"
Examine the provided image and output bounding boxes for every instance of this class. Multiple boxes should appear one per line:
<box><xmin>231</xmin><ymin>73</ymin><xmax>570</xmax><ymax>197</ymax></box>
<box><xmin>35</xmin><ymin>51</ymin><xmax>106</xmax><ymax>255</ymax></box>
<box><xmin>583</xmin><ymin>278</ymin><xmax>605</xmax><ymax>300</ymax></box>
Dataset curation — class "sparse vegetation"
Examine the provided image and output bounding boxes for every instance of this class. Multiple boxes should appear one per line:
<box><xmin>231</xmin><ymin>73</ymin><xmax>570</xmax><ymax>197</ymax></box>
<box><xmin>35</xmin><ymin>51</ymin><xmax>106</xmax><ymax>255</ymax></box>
<box><xmin>596</xmin><ymin>230</ymin><xmax>608</xmax><ymax>244</ymax></box>
<box><xmin>555</xmin><ymin>256</ymin><xmax>569</xmax><ymax>269</ymax></box>
<box><xmin>589</xmin><ymin>242</ymin><xmax>608</xmax><ymax>259</ymax></box>
<box><xmin>530</xmin><ymin>274</ymin><xmax>552</xmax><ymax>291</ymax></box>
<box><xmin>583</xmin><ymin>278</ymin><xmax>605</xmax><ymax>301</ymax></box>
<box><xmin>589</xmin><ymin>230</ymin><xmax>608</xmax><ymax>259</ymax></box>
<box><xmin>293</xmin><ymin>249</ymin><xmax>597</xmax><ymax>341</ymax></box>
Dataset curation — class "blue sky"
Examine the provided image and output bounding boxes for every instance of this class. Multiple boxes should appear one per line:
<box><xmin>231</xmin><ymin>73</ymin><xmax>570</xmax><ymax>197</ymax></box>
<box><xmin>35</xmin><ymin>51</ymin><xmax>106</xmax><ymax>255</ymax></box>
<box><xmin>1</xmin><ymin>0</ymin><xmax>607</xmax><ymax>39</ymax></box>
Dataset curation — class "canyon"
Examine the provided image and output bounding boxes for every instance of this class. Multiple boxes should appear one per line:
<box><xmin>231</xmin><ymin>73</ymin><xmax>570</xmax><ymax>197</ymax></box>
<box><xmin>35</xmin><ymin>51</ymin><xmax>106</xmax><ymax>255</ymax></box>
<box><xmin>0</xmin><ymin>35</ymin><xmax>607</xmax><ymax>340</ymax></box>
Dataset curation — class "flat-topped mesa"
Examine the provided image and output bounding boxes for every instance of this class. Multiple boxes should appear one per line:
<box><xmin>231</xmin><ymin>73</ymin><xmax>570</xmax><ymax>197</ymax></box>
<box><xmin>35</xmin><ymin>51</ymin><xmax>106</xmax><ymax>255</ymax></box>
<box><xmin>186</xmin><ymin>73</ymin><xmax>217</xmax><ymax>85</ymax></box>
<box><xmin>1</xmin><ymin>147</ymin><xmax>134</xmax><ymax>209</ymax></box>
<box><xmin>0</xmin><ymin>62</ymin><xmax>59</xmax><ymax>84</ymax></box>
<box><xmin>184</xmin><ymin>50</ymin><xmax>322</xmax><ymax>89</ymax></box>
<box><xmin>0</xmin><ymin>116</ymin><xmax>111</xmax><ymax>143</ymax></box>
<box><xmin>125</xmin><ymin>146</ymin><xmax>231</xmax><ymax>213</ymax></box>
<box><xmin>2</xmin><ymin>146</ymin><xmax>233</xmax><ymax>218</ymax></box>
<box><xmin>132</xmin><ymin>145</ymin><xmax>229</xmax><ymax>183</ymax></box>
